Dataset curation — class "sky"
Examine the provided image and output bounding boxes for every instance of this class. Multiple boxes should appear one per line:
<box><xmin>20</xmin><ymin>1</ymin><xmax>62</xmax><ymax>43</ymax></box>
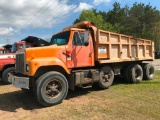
<box><xmin>0</xmin><ymin>0</ymin><xmax>160</xmax><ymax>44</ymax></box>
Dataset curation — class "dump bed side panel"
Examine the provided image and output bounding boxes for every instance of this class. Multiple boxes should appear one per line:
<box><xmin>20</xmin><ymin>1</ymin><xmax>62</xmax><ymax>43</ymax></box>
<box><xmin>95</xmin><ymin>29</ymin><xmax>154</xmax><ymax>63</ymax></box>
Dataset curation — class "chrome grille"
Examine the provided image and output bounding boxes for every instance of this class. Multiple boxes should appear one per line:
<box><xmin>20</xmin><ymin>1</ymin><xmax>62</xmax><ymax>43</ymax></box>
<box><xmin>16</xmin><ymin>52</ymin><xmax>25</xmax><ymax>74</ymax></box>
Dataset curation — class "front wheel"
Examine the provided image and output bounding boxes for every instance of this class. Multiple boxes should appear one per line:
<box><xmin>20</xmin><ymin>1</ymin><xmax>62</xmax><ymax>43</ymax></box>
<box><xmin>2</xmin><ymin>67</ymin><xmax>15</xmax><ymax>84</ymax></box>
<box><xmin>33</xmin><ymin>71</ymin><xmax>68</xmax><ymax>107</ymax></box>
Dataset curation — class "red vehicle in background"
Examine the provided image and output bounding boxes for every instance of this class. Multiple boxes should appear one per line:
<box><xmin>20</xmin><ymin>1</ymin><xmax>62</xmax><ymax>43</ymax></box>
<box><xmin>0</xmin><ymin>44</ymin><xmax>12</xmax><ymax>54</ymax></box>
<box><xmin>0</xmin><ymin>36</ymin><xmax>49</xmax><ymax>84</ymax></box>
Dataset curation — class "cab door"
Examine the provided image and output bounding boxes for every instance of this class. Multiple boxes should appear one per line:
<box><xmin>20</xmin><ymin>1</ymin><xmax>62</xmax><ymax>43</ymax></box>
<box><xmin>69</xmin><ymin>31</ymin><xmax>94</xmax><ymax>68</ymax></box>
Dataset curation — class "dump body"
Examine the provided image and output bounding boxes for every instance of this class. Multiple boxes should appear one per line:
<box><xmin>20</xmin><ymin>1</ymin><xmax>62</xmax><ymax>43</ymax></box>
<box><xmin>96</xmin><ymin>29</ymin><xmax>154</xmax><ymax>63</ymax></box>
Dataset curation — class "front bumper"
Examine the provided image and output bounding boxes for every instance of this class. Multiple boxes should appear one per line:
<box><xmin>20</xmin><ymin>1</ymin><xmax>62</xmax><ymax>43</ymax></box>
<box><xmin>8</xmin><ymin>73</ymin><xmax>29</xmax><ymax>89</ymax></box>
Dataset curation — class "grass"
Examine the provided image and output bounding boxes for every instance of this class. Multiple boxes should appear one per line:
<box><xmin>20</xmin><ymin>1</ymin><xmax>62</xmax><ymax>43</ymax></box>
<box><xmin>45</xmin><ymin>71</ymin><xmax>160</xmax><ymax>120</ymax></box>
<box><xmin>61</xmin><ymin>71</ymin><xmax>160</xmax><ymax>120</ymax></box>
<box><xmin>0</xmin><ymin>71</ymin><xmax>160</xmax><ymax>120</ymax></box>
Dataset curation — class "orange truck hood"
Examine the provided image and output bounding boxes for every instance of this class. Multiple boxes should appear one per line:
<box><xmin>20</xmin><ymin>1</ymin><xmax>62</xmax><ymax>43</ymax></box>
<box><xmin>23</xmin><ymin>45</ymin><xmax>71</xmax><ymax>76</ymax></box>
<box><xmin>25</xmin><ymin>45</ymin><xmax>67</xmax><ymax>62</ymax></box>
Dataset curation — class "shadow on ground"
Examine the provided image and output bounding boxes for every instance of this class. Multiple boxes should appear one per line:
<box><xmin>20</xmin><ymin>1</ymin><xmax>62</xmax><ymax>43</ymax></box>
<box><xmin>66</xmin><ymin>76</ymin><xmax>129</xmax><ymax>99</ymax></box>
<box><xmin>0</xmin><ymin>76</ymin><xmax>131</xmax><ymax>112</ymax></box>
<box><xmin>0</xmin><ymin>80</ymin><xmax>9</xmax><ymax>86</ymax></box>
<box><xmin>0</xmin><ymin>90</ymin><xmax>42</xmax><ymax>112</ymax></box>
<box><xmin>0</xmin><ymin>85</ymin><xmax>104</xmax><ymax>112</ymax></box>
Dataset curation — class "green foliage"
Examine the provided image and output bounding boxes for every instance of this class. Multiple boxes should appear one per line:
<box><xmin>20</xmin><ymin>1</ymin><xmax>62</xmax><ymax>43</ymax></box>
<box><xmin>73</xmin><ymin>9</ymin><xmax>115</xmax><ymax>32</ymax></box>
<box><xmin>152</xmin><ymin>21</ymin><xmax>160</xmax><ymax>51</ymax></box>
<box><xmin>73</xmin><ymin>2</ymin><xmax>160</xmax><ymax>50</ymax></box>
<box><xmin>125</xmin><ymin>3</ymin><xmax>159</xmax><ymax>39</ymax></box>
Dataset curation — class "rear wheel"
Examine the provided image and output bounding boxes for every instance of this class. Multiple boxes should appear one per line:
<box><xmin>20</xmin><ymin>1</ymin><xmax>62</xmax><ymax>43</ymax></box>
<box><xmin>33</xmin><ymin>71</ymin><xmax>68</xmax><ymax>107</ymax></box>
<box><xmin>128</xmin><ymin>64</ymin><xmax>143</xmax><ymax>83</ymax></box>
<box><xmin>98</xmin><ymin>66</ymin><xmax>114</xmax><ymax>89</ymax></box>
<box><xmin>143</xmin><ymin>63</ymin><xmax>155</xmax><ymax>80</ymax></box>
<box><xmin>123</xmin><ymin>64</ymin><xmax>135</xmax><ymax>82</ymax></box>
<box><xmin>2</xmin><ymin>67</ymin><xmax>15</xmax><ymax>84</ymax></box>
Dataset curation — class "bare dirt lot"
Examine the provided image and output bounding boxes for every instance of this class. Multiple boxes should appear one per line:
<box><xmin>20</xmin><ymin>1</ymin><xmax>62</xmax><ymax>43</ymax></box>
<box><xmin>0</xmin><ymin>60</ymin><xmax>160</xmax><ymax>120</ymax></box>
<box><xmin>152</xmin><ymin>59</ymin><xmax>160</xmax><ymax>70</ymax></box>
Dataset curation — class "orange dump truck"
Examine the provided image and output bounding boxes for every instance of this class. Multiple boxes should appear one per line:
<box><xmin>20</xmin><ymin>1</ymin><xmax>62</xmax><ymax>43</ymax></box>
<box><xmin>9</xmin><ymin>21</ymin><xmax>155</xmax><ymax>106</ymax></box>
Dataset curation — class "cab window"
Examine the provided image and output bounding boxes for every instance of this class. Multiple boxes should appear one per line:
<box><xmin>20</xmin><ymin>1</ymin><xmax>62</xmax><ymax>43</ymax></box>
<box><xmin>19</xmin><ymin>44</ymin><xmax>24</xmax><ymax>49</ymax></box>
<box><xmin>72</xmin><ymin>32</ymin><xmax>85</xmax><ymax>46</ymax></box>
<box><xmin>50</xmin><ymin>31</ymin><xmax>70</xmax><ymax>45</ymax></box>
<box><xmin>19</xmin><ymin>44</ymin><xmax>31</xmax><ymax>49</ymax></box>
<box><xmin>11</xmin><ymin>44</ymin><xmax>17</xmax><ymax>52</ymax></box>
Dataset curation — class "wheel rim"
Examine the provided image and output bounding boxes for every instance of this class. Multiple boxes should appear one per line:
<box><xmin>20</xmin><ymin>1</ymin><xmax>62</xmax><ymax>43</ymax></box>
<box><xmin>7</xmin><ymin>69</ymin><xmax>15</xmax><ymax>77</ymax></box>
<box><xmin>45</xmin><ymin>79</ymin><xmax>62</xmax><ymax>99</ymax></box>
<box><xmin>102</xmin><ymin>71</ymin><xmax>111</xmax><ymax>83</ymax></box>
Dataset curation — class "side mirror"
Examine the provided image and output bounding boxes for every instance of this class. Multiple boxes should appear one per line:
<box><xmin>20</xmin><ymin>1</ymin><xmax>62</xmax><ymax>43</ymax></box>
<box><xmin>84</xmin><ymin>31</ymin><xmax>89</xmax><ymax>43</ymax></box>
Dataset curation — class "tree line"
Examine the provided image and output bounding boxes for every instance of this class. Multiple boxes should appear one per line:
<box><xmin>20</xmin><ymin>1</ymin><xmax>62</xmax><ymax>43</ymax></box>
<box><xmin>73</xmin><ymin>2</ymin><xmax>160</xmax><ymax>51</ymax></box>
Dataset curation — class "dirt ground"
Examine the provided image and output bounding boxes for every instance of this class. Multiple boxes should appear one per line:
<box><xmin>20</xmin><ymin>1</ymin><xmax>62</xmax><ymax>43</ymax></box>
<box><xmin>151</xmin><ymin>59</ymin><xmax>160</xmax><ymax>70</ymax></box>
<box><xmin>0</xmin><ymin>59</ymin><xmax>159</xmax><ymax>120</ymax></box>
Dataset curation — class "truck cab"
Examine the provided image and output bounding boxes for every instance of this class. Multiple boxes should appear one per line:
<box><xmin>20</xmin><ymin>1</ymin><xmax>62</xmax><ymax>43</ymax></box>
<box><xmin>49</xmin><ymin>29</ymin><xmax>93</xmax><ymax>68</ymax></box>
<box><xmin>11</xmin><ymin>41</ymin><xmax>32</xmax><ymax>53</ymax></box>
<box><xmin>0</xmin><ymin>44</ymin><xmax>12</xmax><ymax>54</ymax></box>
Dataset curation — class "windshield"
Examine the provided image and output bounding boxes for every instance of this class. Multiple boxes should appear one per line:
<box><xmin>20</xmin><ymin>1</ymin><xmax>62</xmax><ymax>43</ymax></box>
<box><xmin>19</xmin><ymin>44</ymin><xmax>31</xmax><ymax>49</ymax></box>
<box><xmin>11</xmin><ymin>44</ymin><xmax>17</xmax><ymax>52</ymax></box>
<box><xmin>4</xmin><ymin>49</ymin><xmax>9</xmax><ymax>53</ymax></box>
<box><xmin>50</xmin><ymin>31</ymin><xmax>70</xmax><ymax>45</ymax></box>
<box><xmin>11</xmin><ymin>43</ymin><xmax>31</xmax><ymax>52</ymax></box>
<box><xmin>0</xmin><ymin>50</ymin><xmax>3</xmax><ymax>54</ymax></box>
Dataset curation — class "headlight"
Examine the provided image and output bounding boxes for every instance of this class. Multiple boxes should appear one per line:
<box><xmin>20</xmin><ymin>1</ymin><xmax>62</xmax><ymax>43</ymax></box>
<box><xmin>26</xmin><ymin>64</ymin><xmax>29</xmax><ymax>72</ymax></box>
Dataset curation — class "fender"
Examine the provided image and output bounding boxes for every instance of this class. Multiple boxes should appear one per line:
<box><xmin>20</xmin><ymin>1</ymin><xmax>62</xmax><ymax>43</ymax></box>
<box><xmin>0</xmin><ymin>54</ymin><xmax>16</xmax><ymax>71</ymax></box>
<box><xmin>0</xmin><ymin>60</ymin><xmax>15</xmax><ymax>71</ymax></box>
<box><xmin>27</xmin><ymin>57</ymin><xmax>70</xmax><ymax>76</ymax></box>
<box><xmin>0</xmin><ymin>63</ymin><xmax>15</xmax><ymax>71</ymax></box>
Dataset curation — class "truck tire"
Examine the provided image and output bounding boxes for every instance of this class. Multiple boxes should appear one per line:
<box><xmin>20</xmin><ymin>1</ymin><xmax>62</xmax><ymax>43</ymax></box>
<box><xmin>2</xmin><ymin>67</ymin><xmax>15</xmax><ymax>84</ymax></box>
<box><xmin>123</xmin><ymin>64</ymin><xmax>135</xmax><ymax>82</ymax></box>
<box><xmin>33</xmin><ymin>71</ymin><xmax>68</xmax><ymax>107</ymax></box>
<box><xmin>98</xmin><ymin>66</ymin><xmax>114</xmax><ymax>89</ymax></box>
<box><xmin>0</xmin><ymin>72</ymin><xmax>2</xmax><ymax>79</ymax></box>
<box><xmin>128</xmin><ymin>64</ymin><xmax>143</xmax><ymax>83</ymax></box>
<box><xmin>143</xmin><ymin>63</ymin><xmax>155</xmax><ymax>80</ymax></box>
